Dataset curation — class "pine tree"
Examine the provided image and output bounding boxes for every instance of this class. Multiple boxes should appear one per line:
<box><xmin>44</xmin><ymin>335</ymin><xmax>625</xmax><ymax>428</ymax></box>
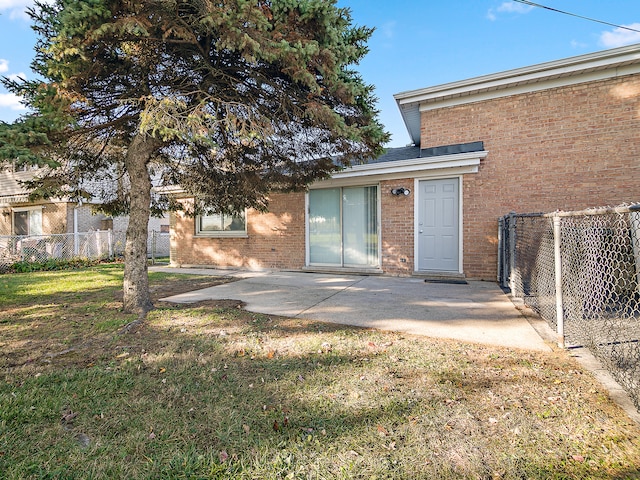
<box><xmin>0</xmin><ymin>0</ymin><xmax>388</xmax><ymax>318</ymax></box>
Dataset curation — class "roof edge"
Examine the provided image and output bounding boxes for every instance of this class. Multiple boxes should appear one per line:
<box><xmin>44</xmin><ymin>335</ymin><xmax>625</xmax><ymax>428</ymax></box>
<box><xmin>394</xmin><ymin>43</ymin><xmax>640</xmax><ymax>146</ymax></box>
<box><xmin>394</xmin><ymin>43</ymin><xmax>640</xmax><ymax>104</ymax></box>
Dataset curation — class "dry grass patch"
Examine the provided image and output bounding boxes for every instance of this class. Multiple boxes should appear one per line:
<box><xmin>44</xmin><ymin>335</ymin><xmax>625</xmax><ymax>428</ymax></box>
<box><xmin>1</xmin><ymin>264</ymin><xmax>639</xmax><ymax>479</ymax></box>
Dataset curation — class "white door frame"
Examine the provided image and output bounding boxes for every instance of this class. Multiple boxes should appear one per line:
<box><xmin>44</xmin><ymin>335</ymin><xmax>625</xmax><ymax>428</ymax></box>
<box><xmin>413</xmin><ymin>175</ymin><xmax>464</xmax><ymax>274</ymax></box>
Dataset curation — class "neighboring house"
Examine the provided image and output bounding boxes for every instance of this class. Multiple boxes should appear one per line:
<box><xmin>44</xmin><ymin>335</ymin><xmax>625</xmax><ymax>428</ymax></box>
<box><xmin>0</xmin><ymin>165</ymin><xmax>169</xmax><ymax>237</ymax></box>
<box><xmin>171</xmin><ymin>43</ymin><xmax>640</xmax><ymax>280</ymax></box>
<box><xmin>0</xmin><ymin>165</ymin><xmax>102</xmax><ymax>236</ymax></box>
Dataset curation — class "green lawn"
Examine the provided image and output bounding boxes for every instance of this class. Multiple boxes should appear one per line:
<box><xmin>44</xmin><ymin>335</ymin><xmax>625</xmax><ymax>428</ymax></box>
<box><xmin>1</xmin><ymin>264</ymin><xmax>639</xmax><ymax>479</ymax></box>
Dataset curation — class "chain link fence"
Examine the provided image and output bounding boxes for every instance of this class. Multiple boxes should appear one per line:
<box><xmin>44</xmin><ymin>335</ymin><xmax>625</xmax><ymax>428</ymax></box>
<box><xmin>499</xmin><ymin>204</ymin><xmax>640</xmax><ymax>411</ymax></box>
<box><xmin>0</xmin><ymin>230</ymin><xmax>170</xmax><ymax>270</ymax></box>
<box><xmin>108</xmin><ymin>230</ymin><xmax>170</xmax><ymax>263</ymax></box>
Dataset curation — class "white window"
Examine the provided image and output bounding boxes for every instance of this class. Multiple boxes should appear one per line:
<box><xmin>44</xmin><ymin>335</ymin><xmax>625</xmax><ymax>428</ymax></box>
<box><xmin>196</xmin><ymin>210</ymin><xmax>247</xmax><ymax>237</ymax></box>
<box><xmin>13</xmin><ymin>207</ymin><xmax>43</xmax><ymax>236</ymax></box>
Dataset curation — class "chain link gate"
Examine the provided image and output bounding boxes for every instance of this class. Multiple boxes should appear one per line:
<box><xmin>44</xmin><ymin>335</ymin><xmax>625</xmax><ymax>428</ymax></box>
<box><xmin>499</xmin><ymin>204</ymin><xmax>640</xmax><ymax>411</ymax></box>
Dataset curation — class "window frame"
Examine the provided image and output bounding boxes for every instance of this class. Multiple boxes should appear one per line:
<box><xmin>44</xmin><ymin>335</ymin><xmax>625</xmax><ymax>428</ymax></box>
<box><xmin>12</xmin><ymin>206</ymin><xmax>43</xmax><ymax>236</ymax></box>
<box><xmin>195</xmin><ymin>210</ymin><xmax>248</xmax><ymax>238</ymax></box>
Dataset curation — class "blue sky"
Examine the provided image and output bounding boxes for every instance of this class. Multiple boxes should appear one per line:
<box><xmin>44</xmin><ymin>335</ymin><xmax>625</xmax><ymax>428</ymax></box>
<box><xmin>1</xmin><ymin>0</ymin><xmax>640</xmax><ymax>146</ymax></box>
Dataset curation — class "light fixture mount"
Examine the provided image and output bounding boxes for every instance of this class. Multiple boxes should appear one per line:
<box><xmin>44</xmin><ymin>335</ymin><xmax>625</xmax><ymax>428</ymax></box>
<box><xmin>391</xmin><ymin>187</ymin><xmax>411</xmax><ymax>196</ymax></box>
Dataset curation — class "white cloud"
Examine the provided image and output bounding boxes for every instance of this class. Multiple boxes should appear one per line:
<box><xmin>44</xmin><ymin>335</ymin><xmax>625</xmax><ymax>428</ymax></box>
<box><xmin>600</xmin><ymin>24</ymin><xmax>640</xmax><ymax>48</ymax></box>
<box><xmin>0</xmin><ymin>59</ymin><xmax>27</xmax><ymax>81</ymax></box>
<box><xmin>0</xmin><ymin>92</ymin><xmax>26</xmax><ymax>110</ymax></box>
<box><xmin>497</xmin><ymin>1</ymin><xmax>534</xmax><ymax>14</ymax></box>
<box><xmin>0</xmin><ymin>0</ymin><xmax>36</xmax><ymax>20</ymax></box>
<box><xmin>487</xmin><ymin>2</ymin><xmax>533</xmax><ymax>21</ymax></box>
<box><xmin>8</xmin><ymin>72</ymin><xmax>27</xmax><ymax>81</ymax></box>
<box><xmin>381</xmin><ymin>21</ymin><xmax>396</xmax><ymax>40</ymax></box>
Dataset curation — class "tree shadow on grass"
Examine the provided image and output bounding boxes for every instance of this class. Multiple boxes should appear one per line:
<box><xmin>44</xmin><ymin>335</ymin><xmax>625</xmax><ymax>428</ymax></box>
<box><xmin>2</xmin><ymin>290</ymin><xmax>640</xmax><ymax>478</ymax></box>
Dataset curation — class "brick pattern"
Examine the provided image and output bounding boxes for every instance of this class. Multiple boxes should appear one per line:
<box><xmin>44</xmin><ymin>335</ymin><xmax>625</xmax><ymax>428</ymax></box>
<box><xmin>0</xmin><ymin>208</ymin><xmax>11</xmax><ymax>235</ymax></box>
<box><xmin>0</xmin><ymin>202</ymin><xmax>71</xmax><ymax>235</ymax></box>
<box><xmin>421</xmin><ymin>75</ymin><xmax>640</xmax><ymax>279</ymax></box>
<box><xmin>171</xmin><ymin>192</ymin><xmax>306</xmax><ymax>269</ymax></box>
<box><xmin>172</xmin><ymin>75</ymin><xmax>640</xmax><ymax>279</ymax></box>
<box><xmin>1</xmin><ymin>203</ymin><xmax>116</xmax><ymax>235</ymax></box>
<box><xmin>74</xmin><ymin>205</ymin><xmax>108</xmax><ymax>233</ymax></box>
<box><xmin>173</xmin><ymin>184</ymin><xmax>420</xmax><ymax>276</ymax></box>
<box><xmin>42</xmin><ymin>203</ymin><xmax>70</xmax><ymax>234</ymax></box>
<box><xmin>380</xmin><ymin>179</ymin><xmax>414</xmax><ymax>275</ymax></box>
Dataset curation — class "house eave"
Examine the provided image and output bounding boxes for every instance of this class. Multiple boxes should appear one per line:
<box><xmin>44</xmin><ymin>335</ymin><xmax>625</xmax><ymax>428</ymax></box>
<box><xmin>158</xmin><ymin>151</ymin><xmax>489</xmax><ymax>193</ymax></box>
<box><xmin>312</xmin><ymin>150</ymin><xmax>488</xmax><ymax>186</ymax></box>
<box><xmin>0</xmin><ymin>194</ymin><xmax>31</xmax><ymax>206</ymax></box>
<box><xmin>154</xmin><ymin>185</ymin><xmax>185</xmax><ymax>196</ymax></box>
<box><xmin>394</xmin><ymin>43</ymin><xmax>640</xmax><ymax>145</ymax></box>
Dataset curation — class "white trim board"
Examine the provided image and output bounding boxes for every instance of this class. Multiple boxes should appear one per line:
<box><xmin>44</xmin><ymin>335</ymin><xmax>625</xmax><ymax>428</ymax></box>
<box><xmin>394</xmin><ymin>43</ymin><xmax>640</xmax><ymax>145</ymax></box>
<box><xmin>311</xmin><ymin>151</ymin><xmax>487</xmax><ymax>188</ymax></box>
<box><xmin>396</xmin><ymin>43</ymin><xmax>640</xmax><ymax>106</ymax></box>
<box><xmin>419</xmin><ymin>64</ymin><xmax>640</xmax><ymax>112</ymax></box>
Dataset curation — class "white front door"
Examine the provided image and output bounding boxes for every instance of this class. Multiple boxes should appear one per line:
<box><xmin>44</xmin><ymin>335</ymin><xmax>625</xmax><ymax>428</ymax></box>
<box><xmin>417</xmin><ymin>178</ymin><xmax>460</xmax><ymax>272</ymax></box>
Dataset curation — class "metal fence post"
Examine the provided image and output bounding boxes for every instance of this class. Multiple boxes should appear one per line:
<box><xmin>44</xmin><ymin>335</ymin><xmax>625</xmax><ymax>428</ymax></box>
<box><xmin>497</xmin><ymin>217</ymin><xmax>503</xmax><ymax>285</ymax></box>
<box><xmin>630</xmin><ymin>210</ymin><xmax>640</xmax><ymax>295</ymax></box>
<box><xmin>151</xmin><ymin>230</ymin><xmax>156</xmax><ymax>265</ymax></box>
<box><xmin>552</xmin><ymin>214</ymin><xmax>565</xmax><ymax>348</ymax></box>
<box><xmin>508</xmin><ymin>212</ymin><xmax>516</xmax><ymax>294</ymax></box>
<box><xmin>95</xmin><ymin>230</ymin><xmax>102</xmax><ymax>258</ymax></box>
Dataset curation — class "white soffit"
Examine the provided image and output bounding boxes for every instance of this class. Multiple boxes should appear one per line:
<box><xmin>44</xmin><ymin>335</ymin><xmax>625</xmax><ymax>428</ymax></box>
<box><xmin>0</xmin><ymin>194</ymin><xmax>30</xmax><ymax>206</ymax></box>
<box><xmin>418</xmin><ymin>64</ymin><xmax>640</xmax><ymax>112</ymax></box>
<box><xmin>314</xmin><ymin>150</ymin><xmax>488</xmax><ymax>186</ymax></box>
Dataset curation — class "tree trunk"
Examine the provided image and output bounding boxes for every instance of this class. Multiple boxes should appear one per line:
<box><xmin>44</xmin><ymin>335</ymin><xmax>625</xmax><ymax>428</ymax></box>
<box><xmin>122</xmin><ymin>133</ymin><xmax>158</xmax><ymax>315</ymax></box>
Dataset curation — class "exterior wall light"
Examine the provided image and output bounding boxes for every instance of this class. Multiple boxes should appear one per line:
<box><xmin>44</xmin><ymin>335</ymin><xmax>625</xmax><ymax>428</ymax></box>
<box><xmin>391</xmin><ymin>187</ymin><xmax>411</xmax><ymax>196</ymax></box>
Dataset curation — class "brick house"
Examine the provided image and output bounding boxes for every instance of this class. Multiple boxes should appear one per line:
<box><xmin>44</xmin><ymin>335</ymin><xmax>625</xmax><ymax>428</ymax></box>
<box><xmin>0</xmin><ymin>167</ymin><xmax>101</xmax><ymax>236</ymax></box>
<box><xmin>0</xmin><ymin>166</ymin><xmax>169</xmax><ymax>237</ymax></box>
<box><xmin>170</xmin><ymin>43</ymin><xmax>640</xmax><ymax>280</ymax></box>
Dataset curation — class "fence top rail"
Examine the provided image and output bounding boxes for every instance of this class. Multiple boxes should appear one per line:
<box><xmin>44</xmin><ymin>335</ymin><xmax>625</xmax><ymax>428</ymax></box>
<box><xmin>503</xmin><ymin>212</ymin><xmax>545</xmax><ymax>219</ymax></box>
<box><xmin>503</xmin><ymin>203</ymin><xmax>640</xmax><ymax>220</ymax></box>
<box><xmin>0</xmin><ymin>231</ymin><xmax>112</xmax><ymax>240</ymax></box>
<box><xmin>0</xmin><ymin>230</ymin><xmax>168</xmax><ymax>240</ymax></box>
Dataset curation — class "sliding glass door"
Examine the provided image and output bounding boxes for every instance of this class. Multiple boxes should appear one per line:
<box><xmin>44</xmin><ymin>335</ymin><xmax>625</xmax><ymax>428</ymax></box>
<box><xmin>309</xmin><ymin>188</ymin><xmax>342</xmax><ymax>264</ymax></box>
<box><xmin>308</xmin><ymin>186</ymin><xmax>378</xmax><ymax>267</ymax></box>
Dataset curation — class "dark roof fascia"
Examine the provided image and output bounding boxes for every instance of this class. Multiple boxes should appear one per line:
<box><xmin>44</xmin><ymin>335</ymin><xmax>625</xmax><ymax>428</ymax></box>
<box><xmin>421</xmin><ymin>141</ymin><xmax>484</xmax><ymax>158</ymax></box>
<box><xmin>356</xmin><ymin>142</ymin><xmax>484</xmax><ymax>167</ymax></box>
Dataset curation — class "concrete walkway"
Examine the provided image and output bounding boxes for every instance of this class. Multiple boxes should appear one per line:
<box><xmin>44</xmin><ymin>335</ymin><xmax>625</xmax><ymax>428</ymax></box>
<box><xmin>154</xmin><ymin>267</ymin><xmax>553</xmax><ymax>352</ymax></box>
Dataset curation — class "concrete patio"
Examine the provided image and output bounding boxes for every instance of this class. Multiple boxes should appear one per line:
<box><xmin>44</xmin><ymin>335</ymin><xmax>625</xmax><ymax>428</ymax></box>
<box><xmin>154</xmin><ymin>267</ymin><xmax>553</xmax><ymax>352</ymax></box>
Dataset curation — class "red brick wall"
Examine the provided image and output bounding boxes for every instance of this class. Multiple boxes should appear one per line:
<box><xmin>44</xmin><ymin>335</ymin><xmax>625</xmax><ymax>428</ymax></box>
<box><xmin>171</xmin><ymin>192</ymin><xmax>306</xmax><ymax>269</ymax></box>
<box><xmin>380</xmin><ymin>178</ymin><xmax>414</xmax><ymax>275</ymax></box>
<box><xmin>171</xmin><ymin>75</ymin><xmax>640</xmax><ymax>279</ymax></box>
<box><xmin>172</xmin><ymin>184</ymin><xmax>422</xmax><ymax>276</ymax></box>
<box><xmin>43</xmin><ymin>203</ymin><xmax>71</xmax><ymax>234</ymax></box>
<box><xmin>421</xmin><ymin>75</ymin><xmax>640</xmax><ymax>279</ymax></box>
